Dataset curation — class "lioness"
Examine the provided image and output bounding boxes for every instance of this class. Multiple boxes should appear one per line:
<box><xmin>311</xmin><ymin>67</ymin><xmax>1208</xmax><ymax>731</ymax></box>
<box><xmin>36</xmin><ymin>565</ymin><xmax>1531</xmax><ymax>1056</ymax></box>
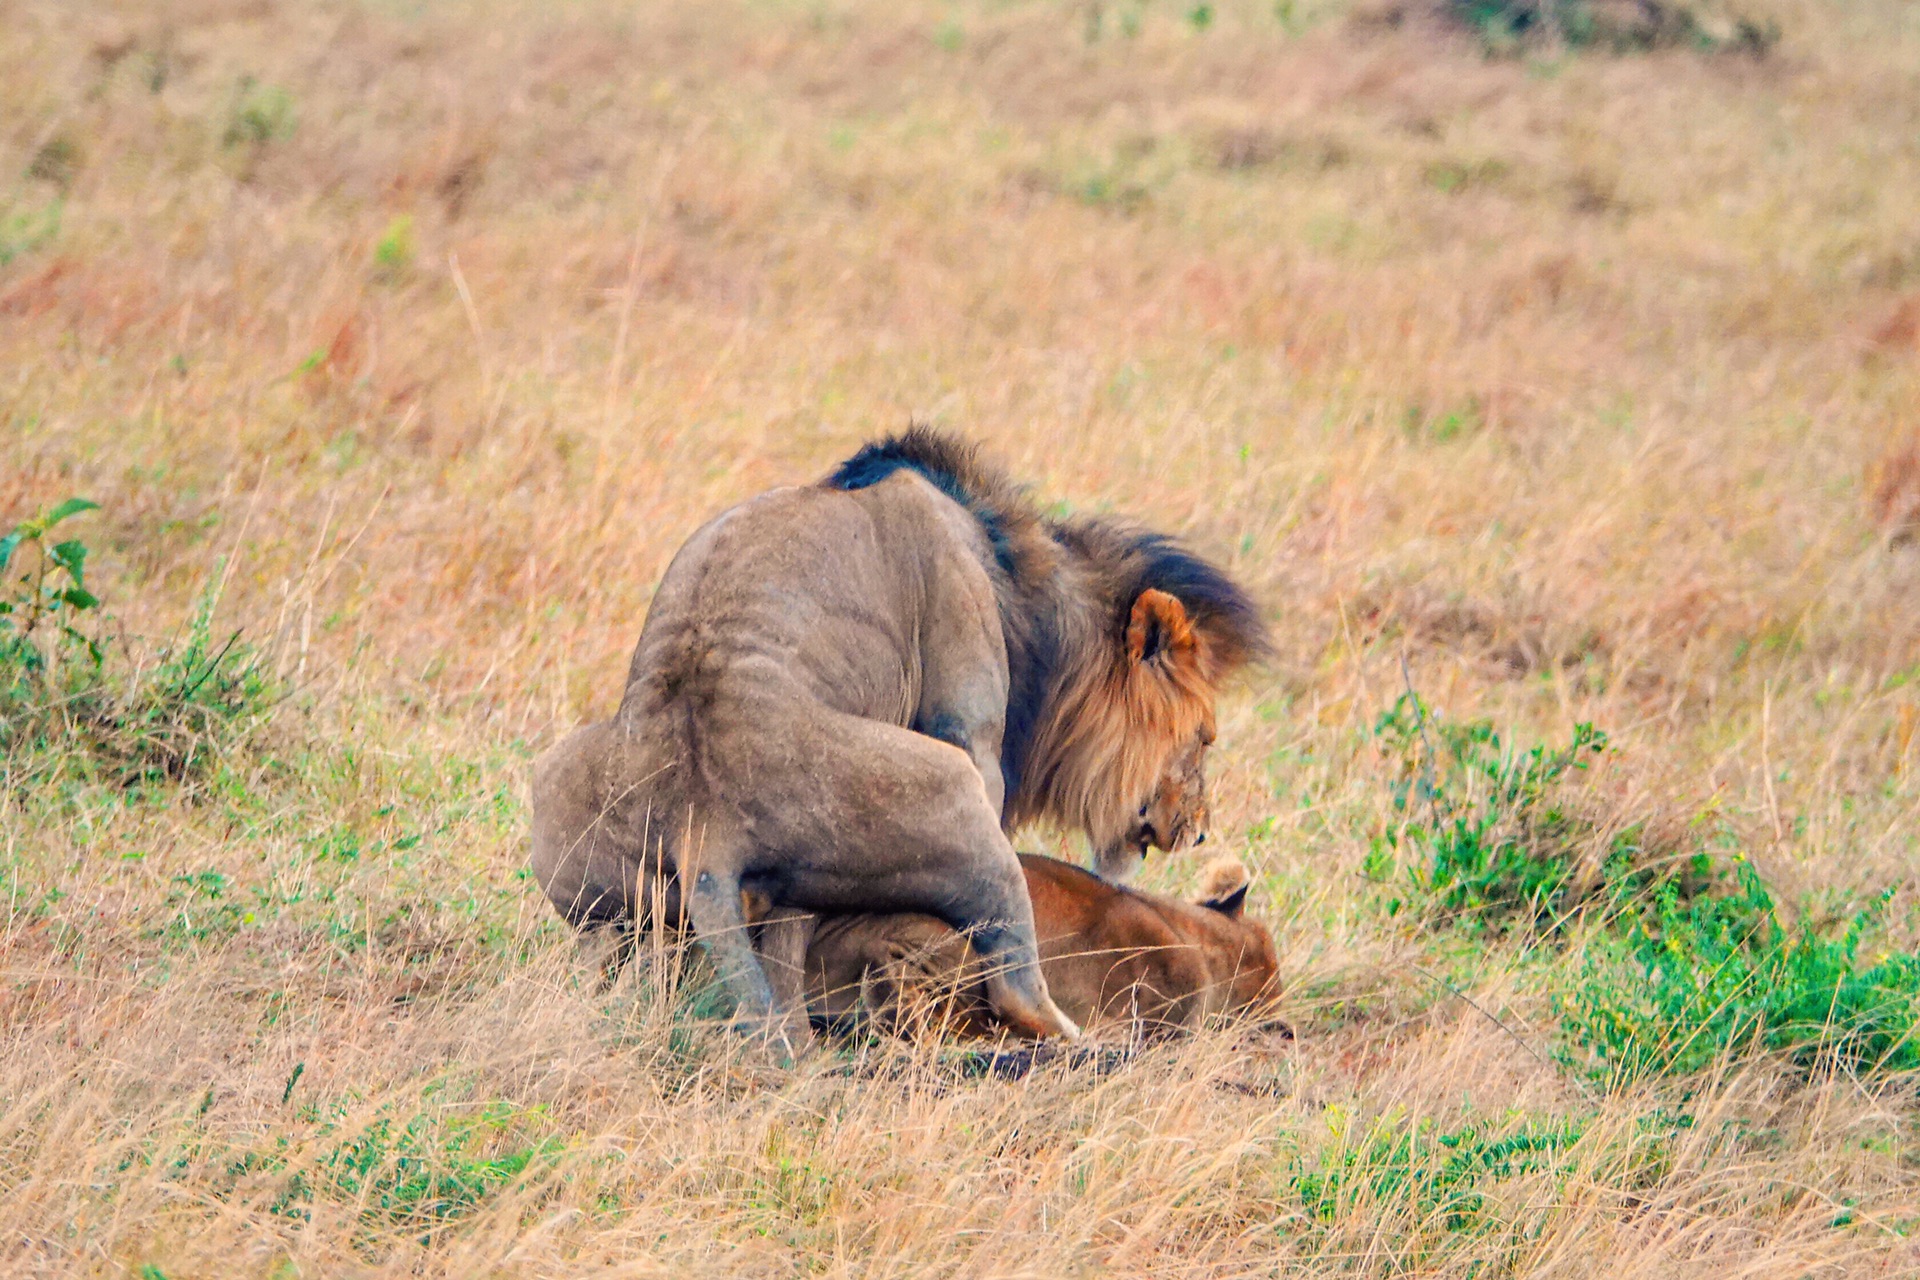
<box><xmin>805</xmin><ymin>854</ymin><xmax>1281</xmax><ymax>1038</ymax></box>
<box><xmin>531</xmin><ymin>429</ymin><xmax>1266</xmax><ymax>1039</ymax></box>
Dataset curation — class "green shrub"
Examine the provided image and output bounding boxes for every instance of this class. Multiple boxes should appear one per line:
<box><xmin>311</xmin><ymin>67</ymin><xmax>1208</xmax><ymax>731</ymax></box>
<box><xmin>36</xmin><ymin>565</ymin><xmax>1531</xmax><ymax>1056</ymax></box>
<box><xmin>1369</xmin><ymin>692</ymin><xmax>1608</xmax><ymax>932</ymax></box>
<box><xmin>1560</xmin><ymin>863</ymin><xmax>1920</xmax><ymax>1088</ymax></box>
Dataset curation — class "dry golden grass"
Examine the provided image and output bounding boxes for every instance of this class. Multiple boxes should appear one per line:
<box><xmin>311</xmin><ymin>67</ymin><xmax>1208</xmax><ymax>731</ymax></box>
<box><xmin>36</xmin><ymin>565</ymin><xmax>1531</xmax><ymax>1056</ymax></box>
<box><xmin>4</xmin><ymin>0</ymin><xmax>1920</xmax><ymax>1274</ymax></box>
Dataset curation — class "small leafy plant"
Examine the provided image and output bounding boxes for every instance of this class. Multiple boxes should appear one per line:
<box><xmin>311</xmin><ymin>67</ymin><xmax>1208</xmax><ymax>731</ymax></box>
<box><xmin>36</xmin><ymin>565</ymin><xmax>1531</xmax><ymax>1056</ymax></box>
<box><xmin>1370</xmin><ymin>692</ymin><xmax>1607</xmax><ymax>932</ymax></box>
<box><xmin>2</xmin><ymin>501</ymin><xmax>278</xmax><ymax>787</ymax></box>
<box><xmin>1</xmin><ymin>497</ymin><xmax>103</xmax><ymax>670</ymax></box>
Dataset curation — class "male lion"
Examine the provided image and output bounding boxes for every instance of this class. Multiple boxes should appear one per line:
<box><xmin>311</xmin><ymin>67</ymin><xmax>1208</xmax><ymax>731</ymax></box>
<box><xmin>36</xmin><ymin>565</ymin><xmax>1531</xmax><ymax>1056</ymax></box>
<box><xmin>805</xmin><ymin>854</ymin><xmax>1282</xmax><ymax>1038</ymax></box>
<box><xmin>531</xmin><ymin>429</ymin><xmax>1266</xmax><ymax>1040</ymax></box>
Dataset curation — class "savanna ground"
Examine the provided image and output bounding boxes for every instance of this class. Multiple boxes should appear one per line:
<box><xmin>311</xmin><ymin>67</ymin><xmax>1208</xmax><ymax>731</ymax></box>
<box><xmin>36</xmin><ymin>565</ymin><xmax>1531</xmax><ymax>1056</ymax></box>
<box><xmin>5</xmin><ymin>0</ymin><xmax>1920</xmax><ymax>1275</ymax></box>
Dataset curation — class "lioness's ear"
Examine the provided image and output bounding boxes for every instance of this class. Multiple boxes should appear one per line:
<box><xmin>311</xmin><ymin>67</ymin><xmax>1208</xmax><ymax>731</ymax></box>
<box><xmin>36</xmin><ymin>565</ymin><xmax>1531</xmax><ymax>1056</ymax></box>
<box><xmin>1127</xmin><ymin>589</ymin><xmax>1197</xmax><ymax>669</ymax></box>
<box><xmin>1198</xmin><ymin>856</ymin><xmax>1250</xmax><ymax>918</ymax></box>
<box><xmin>1202</xmin><ymin>882</ymin><xmax>1249</xmax><ymax>918</ymax></box>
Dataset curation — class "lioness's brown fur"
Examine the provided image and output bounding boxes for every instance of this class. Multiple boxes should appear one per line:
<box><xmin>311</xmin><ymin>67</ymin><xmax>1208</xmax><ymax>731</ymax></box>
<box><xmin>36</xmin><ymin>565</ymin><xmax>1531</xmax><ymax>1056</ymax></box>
<box><xmin>531</xmin><ymin>429</ymin><xmax>1267</xmax><ymax>1039</ymax></box>
<box><xmin>807</xmin><ymin>854</ymin><xmax>1281</xmax><ymax>1037</ymax></box>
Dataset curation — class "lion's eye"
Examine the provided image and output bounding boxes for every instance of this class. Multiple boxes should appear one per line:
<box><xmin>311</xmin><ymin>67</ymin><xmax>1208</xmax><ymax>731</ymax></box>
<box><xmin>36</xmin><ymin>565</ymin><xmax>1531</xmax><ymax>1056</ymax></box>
<box><xmin>1137</xmin><ymin>802</ymin><xmax>1150</xmax><ymax>819</ymax></box>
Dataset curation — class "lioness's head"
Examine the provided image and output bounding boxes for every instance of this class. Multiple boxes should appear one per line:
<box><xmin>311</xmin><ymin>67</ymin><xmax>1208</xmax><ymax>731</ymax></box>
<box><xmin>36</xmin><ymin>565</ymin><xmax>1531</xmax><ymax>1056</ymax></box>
<box><xmin>1194</xmin><ymin>857</ymin><xmax>1284</xmax><ymax>1019</ymax></box>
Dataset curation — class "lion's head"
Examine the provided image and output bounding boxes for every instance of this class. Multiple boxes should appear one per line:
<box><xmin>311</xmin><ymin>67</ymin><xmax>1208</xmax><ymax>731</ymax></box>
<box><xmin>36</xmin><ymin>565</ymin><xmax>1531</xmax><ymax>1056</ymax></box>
<box><xmin>1012</xmin><ymin>529</ymin><xmax>1267</xmax><ymax>881</ymax></box>
<box><xmin>1106</xmin><ymin>701</ymin><xmax>1215</xmax><ymax>879</ymax></box>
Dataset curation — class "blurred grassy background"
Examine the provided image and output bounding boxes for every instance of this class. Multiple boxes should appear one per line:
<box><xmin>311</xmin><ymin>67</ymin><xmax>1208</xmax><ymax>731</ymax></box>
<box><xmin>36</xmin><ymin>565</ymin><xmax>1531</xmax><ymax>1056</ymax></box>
<box><xmin>4</xmin><ymin>1</ymin><xmax>1919</xmax><ymax>1275</ymax></box>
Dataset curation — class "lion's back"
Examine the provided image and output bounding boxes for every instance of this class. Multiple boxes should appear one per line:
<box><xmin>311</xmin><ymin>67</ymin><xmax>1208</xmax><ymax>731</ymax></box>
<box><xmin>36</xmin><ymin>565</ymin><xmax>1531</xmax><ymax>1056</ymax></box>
<box><xmin>616</xmin><ymin>474</ymin><xmax>995</xmax><ymax>733</ymax></box>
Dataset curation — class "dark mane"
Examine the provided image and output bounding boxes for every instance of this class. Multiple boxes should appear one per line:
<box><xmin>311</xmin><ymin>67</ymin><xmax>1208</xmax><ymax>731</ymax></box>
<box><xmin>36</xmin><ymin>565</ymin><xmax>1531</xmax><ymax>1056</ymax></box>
<box><xmin>826</xmin><ymin>427</ymin><xmax>1051</xmax><ymax>581</ymax></box>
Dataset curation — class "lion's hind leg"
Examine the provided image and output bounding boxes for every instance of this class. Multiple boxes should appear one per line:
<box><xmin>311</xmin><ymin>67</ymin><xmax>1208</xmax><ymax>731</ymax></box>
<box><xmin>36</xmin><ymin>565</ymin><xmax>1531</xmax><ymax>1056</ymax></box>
<box><xmin>765</xmin><ymin>712</ymin><xmax>1081</xmax><ymax>1041</ymax></box>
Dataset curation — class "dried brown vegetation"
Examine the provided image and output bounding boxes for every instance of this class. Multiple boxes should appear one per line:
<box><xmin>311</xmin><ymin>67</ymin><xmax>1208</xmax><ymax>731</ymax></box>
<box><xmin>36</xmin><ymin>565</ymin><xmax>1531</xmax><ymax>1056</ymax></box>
<box><xmin>4</xmin><ymin>0</ymin><xmax>1920</xmax><ymax>1275</ymax></box>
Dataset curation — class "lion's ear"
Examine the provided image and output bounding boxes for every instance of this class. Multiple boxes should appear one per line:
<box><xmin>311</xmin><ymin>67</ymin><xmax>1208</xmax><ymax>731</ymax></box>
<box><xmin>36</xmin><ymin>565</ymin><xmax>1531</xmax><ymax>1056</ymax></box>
<box><xmin>1127</xmin><ymin>589</ymin><xmax>1198</xmax><ymax>671</ymax></box>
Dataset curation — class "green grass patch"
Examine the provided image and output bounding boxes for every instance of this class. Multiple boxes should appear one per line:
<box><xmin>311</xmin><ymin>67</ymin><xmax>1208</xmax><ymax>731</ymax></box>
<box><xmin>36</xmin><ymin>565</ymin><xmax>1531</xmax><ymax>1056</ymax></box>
<box><xmin>223</xmin><ymin>77</ymin><xmax>296</xmax><ymax>148</ymax></box>
<box><xmin>0</xmin><ymin>198</ymin><xmax>61</xmax><ymax>267</ymax></box>
<box><xmin>1293</xmin><ymin>1113</ymin><xmax>1586</xmax><ymax>1230</ymax></box>
<box><xmin>1280</xmin><ymin>1108</ymin><xmax>1695</xmax><ymax>1264</ymax></box>
<box><xmin>1560</xmin><ymin>866</ymin><xmax>1920</xmax><ymax>1088</ymax></box>
<box><xmin>196</xmin><ymin>1086</ymin><xmax>564</xmax><ymax>1244</ymax></box>
<box><xmin>373</xmin><ymin>214</ymin><xmax>416</xmax><ymax>281</ymax></box>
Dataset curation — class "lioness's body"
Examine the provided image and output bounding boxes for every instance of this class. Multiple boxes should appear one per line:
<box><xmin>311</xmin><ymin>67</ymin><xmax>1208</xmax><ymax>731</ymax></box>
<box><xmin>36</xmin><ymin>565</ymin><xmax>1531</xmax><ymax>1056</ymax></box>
<box><xmin>808</xmin><ymin>854</ymin><xmax>1280</xmax><ymax>1036</ymax></box>
<box><xmin>531</xmin><ymin>431</ymin><xmax>1267</xmax><ymax>1041</ymax></box>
